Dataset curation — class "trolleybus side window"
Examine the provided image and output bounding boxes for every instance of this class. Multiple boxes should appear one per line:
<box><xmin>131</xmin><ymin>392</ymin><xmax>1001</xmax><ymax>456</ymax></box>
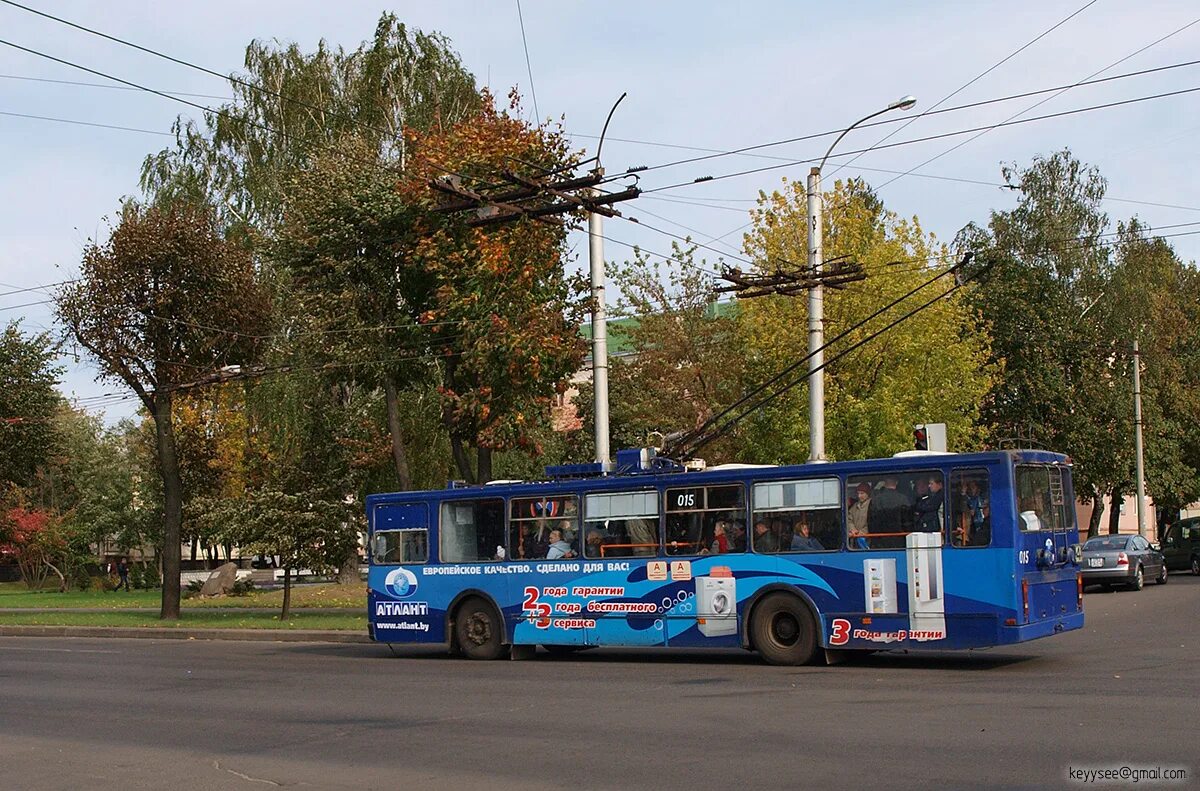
<box><xmin>440</xmin><ymin>498</ymin><xmax>506</xmax><ymax>562</ymax></box>
<box><xmin>752</xmin><ymin>478</ymin><xmax>841</xmax><ymax>553</ymax></box>
<box><xmin>846</xmin><ymin>470</ymin><xmax>944</xmax><ymax>550</ymax></box>
<box><xmin>1015</xmin><ymin>465</ymin><xmax>1072</xmax><ymax>532</ymax></box>
<box><xmin>584</xmin><ymin>490</ymin><xmax>659</xmax><ymax>558</ymax></box>
<box><xmin>950</xmin><ymin>468</ymin><xmax>991</xmax><ymax>548</ymax></box>
<box><xmin>509</xmin><ymin>495</ymin><xmax>579</xmax><ymax>560</ymax></box>
<box><xmin>372</xmin><ymin>529</ymin><xmax>428</xmax><ymax>564</ymax></box>
<box><xmin>664</xmin><ymin>484</ymin><xmax>745</xmax><ymax>556</ymax></box>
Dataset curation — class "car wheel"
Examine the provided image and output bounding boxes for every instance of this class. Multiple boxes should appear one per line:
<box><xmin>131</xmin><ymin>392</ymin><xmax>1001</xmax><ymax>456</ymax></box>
<box><xmin>1130</xmin><ymin>566</ymin><xmax>1144</xmax><ymax>591</ymax></box>
<box><xmin>1191</xmin><ymin>556</ymin><xmax>1200</xmax><ymax>576</ymax></box>
<box><xmin>454</xmin><ymin>597</ymin><xmax>506</xmax><ymax>660</ymax></box>
<box><xmin>1157</xmin><ymin>564</ymin><xmax>1168</xmax><ymax>585</ymax></box>
<box><xmin>751</xmin><ymin>593</ymin><xmax>818</xmax><ymax>666</ymax></box>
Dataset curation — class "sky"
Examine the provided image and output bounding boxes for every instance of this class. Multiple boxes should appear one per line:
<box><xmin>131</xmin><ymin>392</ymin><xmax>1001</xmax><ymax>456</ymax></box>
<box><xmin>2</xmin><ymin>0</ymin><xmax>1199</xmax><ymax>423</ymax></box>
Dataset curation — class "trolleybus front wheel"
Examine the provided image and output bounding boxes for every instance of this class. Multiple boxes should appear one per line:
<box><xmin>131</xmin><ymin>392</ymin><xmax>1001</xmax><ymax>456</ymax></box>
<box><xmin>454</xmin><ymin>597</ymin><xmax>506</xmax><ymax>660</ymax></box>
<box><xmin>751</xmin><ymin>593</ymin><xmax>818</xmax><ymax>666</ymax></box>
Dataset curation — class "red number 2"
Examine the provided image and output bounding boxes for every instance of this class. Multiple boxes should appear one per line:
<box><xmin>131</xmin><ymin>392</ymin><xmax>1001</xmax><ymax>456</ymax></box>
<box><xmin>522</xmin><ymin>586</ymin><xmax>552</xmax><ymax>629</ymax></box>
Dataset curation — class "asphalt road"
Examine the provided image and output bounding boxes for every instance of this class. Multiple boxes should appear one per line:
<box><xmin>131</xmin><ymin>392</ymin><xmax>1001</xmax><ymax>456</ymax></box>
<box><xmin>1</xmin><ymin>575</ymin><xmax>1195</xmax><ymax>791</ymax></box>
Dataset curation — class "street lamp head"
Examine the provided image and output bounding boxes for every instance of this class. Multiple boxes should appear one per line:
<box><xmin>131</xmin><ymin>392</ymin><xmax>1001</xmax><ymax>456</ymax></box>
<box><xmin>888</xmin><ymin>95</ymin><xmax>917</xmax><ymax>112</ymax></box>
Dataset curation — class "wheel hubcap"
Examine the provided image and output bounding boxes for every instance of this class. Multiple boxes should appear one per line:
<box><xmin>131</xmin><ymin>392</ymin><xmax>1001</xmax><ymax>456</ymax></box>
<box><xmin>771</xmin><ymin>613</ymin><xmax>800</xmax><ymax>647</ymax></box>
<box><xmin>466</xmin><ymin>613</ymin><xmax>491</xmax><ymax>645</ymax></box>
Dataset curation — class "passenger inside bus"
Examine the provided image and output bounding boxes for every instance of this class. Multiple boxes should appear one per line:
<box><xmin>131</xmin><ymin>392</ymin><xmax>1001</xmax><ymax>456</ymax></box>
<box><xmin>545</xmin><ymin>529</ymin><xmax>576</xmax><ymax>560</ymax></box>
<box><xmin>789</xmin><ymin>516</ymin><xmax>824</xmax><ymax>551</ymax></box>
<box><xmin>951</xmin><ymin>472</ymin><xmax>991</xmax><ymax>547</ymax></box>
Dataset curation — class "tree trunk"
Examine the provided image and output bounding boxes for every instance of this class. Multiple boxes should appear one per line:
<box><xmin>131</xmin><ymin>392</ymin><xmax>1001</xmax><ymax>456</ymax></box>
<box><xmin>451</xmin><ymin>436</ymin><xmax>475</xmax><ymax>483</ymax></box>
<box><xmin>1107</xmin><ymin>486</ymin><xmax>1123</xmax><ymax>535</ymax></box>
<box><xmin>190</xmin><ymin>537</ymin><xmax>198</xmax><ymax>562</ymax></box>
<box><xmin>382</xmin><ymin>374</ymin><xmax>413</xmax><ymax>491</ymax></box>
<box><xmin>153</xmin><ymin>393</ymin><xmax>184</xmax><ymax>620</ymax></box>
<box><xmin>1086</xmin><ymin>486</ymin><xmax>1104</xmax><ymax>539</ymax></box>
<box><xmin>336</xmin><ymin>550</ymin><xmax>361</xmax><ymax>585</ymax></box>
<box><xmin>281</xmin><ymin>566</ymin><xmax>292</xmax><ymax>620</ymax></box>
<box><xmin>45</xmin><ymin>561</ymin><xmax>67</xmax><ymax>592</ymax></box>
<box><xmin>477</xmin><ymin>446</ymin><xmax>493</xmax><ymax>484</ymax></box>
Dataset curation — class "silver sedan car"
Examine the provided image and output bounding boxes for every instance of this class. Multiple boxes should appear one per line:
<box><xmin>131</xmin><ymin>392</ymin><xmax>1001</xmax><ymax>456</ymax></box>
<box><xmin>1081</xmin><ymin>534</ymin><xmax>1167</xmax><ymax>591</ymax></box>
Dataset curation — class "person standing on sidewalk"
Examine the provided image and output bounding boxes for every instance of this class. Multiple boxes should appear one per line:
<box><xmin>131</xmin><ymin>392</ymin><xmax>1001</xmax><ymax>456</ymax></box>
<box><xmin>115</xmin><ymin>558</ymin><xmax>130</xmax><ymax>592</ymax></box>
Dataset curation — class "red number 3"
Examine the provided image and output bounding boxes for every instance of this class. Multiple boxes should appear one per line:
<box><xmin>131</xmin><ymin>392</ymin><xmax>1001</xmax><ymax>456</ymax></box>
<box><xmin>523</xmin><ymin>586</ymin><xmax>552</xmax><ymax>629</ymax></box>
<box><xmin>829</xmin><ymin>618</ymin><xmax>851</xmax><ymax>646</ymax></box>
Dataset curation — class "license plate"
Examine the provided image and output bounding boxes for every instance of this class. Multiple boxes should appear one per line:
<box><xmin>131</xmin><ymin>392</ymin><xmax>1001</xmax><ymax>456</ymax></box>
<box><xmin>1088</xmin><ymin>558</ymin><xmax>1104</xmax><ymax>568</ymax></box>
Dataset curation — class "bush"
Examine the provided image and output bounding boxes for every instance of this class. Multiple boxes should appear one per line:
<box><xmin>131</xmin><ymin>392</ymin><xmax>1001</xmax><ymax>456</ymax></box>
<box><xmin>69</xmin><ymin>565</ymin><xmax>92</xmax><ymax>592</ymax></box>
<box><xmin>88</xmin><ymin>576</ymin><xmax>114</xmax><ymax>595</ymax></box>
<box><xmin>132</xmin><ymin>565</ymin><xmax>161</xmax><ymax>590</ymax></box>
<box><xmin>185</xmin><ymin>578</ymin><xmax>205</xmax><ymax>594</ymax></box>
<box><xmin>230</xmin><ymin>577</ymin><xmax>256</xmax><ymax>597</ymax></box>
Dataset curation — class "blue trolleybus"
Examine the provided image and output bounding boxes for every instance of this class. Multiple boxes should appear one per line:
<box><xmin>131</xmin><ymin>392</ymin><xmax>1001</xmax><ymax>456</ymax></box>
<box><xmin>365</xmin><ymin>448</ymin><xmax>1083</xmax><ymax>665</ymax></box>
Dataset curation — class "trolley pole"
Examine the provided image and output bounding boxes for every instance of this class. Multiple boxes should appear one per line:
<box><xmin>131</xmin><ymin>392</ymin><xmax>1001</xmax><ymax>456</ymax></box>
<box><xmin>589</xmin><ymin>177</ymin><xmax>612</xmax><ymax>470</ymax></box>
<box><xmin>1132</xmin><ymin>338</ymin><xmax>1147</xmax><ymax>537</ymax></box>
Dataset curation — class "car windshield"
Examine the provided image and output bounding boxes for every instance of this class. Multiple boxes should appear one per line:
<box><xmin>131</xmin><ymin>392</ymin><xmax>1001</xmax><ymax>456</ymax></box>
<box><xmin>1084</xmin><ymin>537</ymin><xmax>1128</xmax><ymax>551</ymax></box>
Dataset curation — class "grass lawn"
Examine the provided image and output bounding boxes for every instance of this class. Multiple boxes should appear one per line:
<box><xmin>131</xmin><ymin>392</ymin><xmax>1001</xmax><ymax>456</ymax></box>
<box><xmin>0</xmin><ymin>581</ymin><xmax>367</xmax><ymax>610</ymax></box>
<box><xmin>0</xmin><ymin>609</ymin><xmax>366</xmax><ymax>630</ymax></box>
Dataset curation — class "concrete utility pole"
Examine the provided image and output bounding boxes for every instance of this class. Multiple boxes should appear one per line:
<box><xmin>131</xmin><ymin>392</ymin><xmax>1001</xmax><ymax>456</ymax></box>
<box><xmin>806</xmin><ymin>95</ymin><xmax>915</xmax><ymax>462</ymax></box>
<box><xmin>589</xmin><ymin>177</ymin><xmax>611</xmax><ymax>469</ymax></box>
<box><xmin>1133</xmin><ymin>338</ymin><xmax>1147</xmax><ymax>537</ymax></box>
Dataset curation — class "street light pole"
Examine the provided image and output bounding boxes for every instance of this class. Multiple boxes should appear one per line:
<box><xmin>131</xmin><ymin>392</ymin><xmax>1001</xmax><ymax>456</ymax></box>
<box><xmin>1133</xmin><ymin>338</ymin><xmax>1147</xmax><ymax>537</ymax></box>
<box><xmin>806</xmin><ymin>95</ymin><xmax>916</xmax><ymax>462</ymax></box>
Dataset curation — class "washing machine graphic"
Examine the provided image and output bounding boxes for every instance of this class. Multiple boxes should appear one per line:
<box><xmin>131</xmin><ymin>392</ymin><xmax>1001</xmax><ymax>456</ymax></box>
<box><xmin>696</xmin><ymin>566</ymin><xmax>738</xmax><ymax>637</ymax></box>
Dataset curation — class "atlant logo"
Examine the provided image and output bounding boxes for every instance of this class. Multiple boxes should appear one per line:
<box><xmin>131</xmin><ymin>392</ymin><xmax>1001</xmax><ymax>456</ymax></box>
<box><xmin>384</xmin><ymin>568</ymin><xmax>419</xmax><ymax>599</ymax></box>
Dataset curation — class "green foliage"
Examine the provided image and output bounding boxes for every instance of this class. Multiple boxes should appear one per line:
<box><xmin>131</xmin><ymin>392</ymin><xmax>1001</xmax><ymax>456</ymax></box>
<box><xmin>58</xmin><ymin>200</ymin><xmax>273</xmax><ymax>617</ymax></box>
<box><xmin>0</xmin><ymin>322</ymin><xmax>63</xmax><ymax>489</ymax></box>
<box><xmin>739</xmin><ymin>178</ymin><xmax>993</xmax><ymax>462</ymax></box>
<box><xmin>141</xmin><ymin>13</ymin><xmax>479</xmax><ymax>234</ymax></box>
<box><xmin>131</xmin><ymin>564</ymin><xmax>160</xmax><ymax>590</ymax></box>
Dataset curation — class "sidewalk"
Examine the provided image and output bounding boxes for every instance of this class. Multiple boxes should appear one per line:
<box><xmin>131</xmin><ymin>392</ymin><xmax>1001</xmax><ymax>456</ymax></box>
<box><xmin>0</xmin><ymin>625</ymin><xmax>372</xmax><ymax>643</ymax></box>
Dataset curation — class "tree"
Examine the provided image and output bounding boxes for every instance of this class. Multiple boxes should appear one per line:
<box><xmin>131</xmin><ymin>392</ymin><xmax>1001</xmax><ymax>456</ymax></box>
<box><xmin>199</xmin><ymin>488</ymin><xmax>356</xmax><ymax>618</ymax></box>
<box><xmin>958</xmin><ymin>150</ymin><xmax>1129</xmax><ymax>536</ymax></box>
<box><xmin>0</xmin><ymin>322</ymin><xmax>62</xmax><ymax>488</ymax></box>
<box><xmin>58</xmin><ymin>201</ymin><xmax>271</xmax><ymax>619</ymax></box>
<box><xmin>142</xmin><ymin>15</ymin><xmax>481</xmax><ymax>496</ymax></box>
<box><xmin>398</xmin><ymin>92</ymin><xmax>590</xmax><ymax>482</ymax></box>
<box><xmin>141</xmin><ymin>13</ymin><xmax>479</xmax><ymax>236</ymax></box>
<box><xmin>0</xmin><ymin>502</ymin><xmax>77</xmax><ymax>591</ymax></box>
<box><xmin>1108</xmin><ymin>220</ymin><xmax>1200</xmax><ymax>529</ymax></box>
<box><xmin>738</xmin><ymin>178</ymin><xmax>993</xmax><ymax>463</ymax></box>
<box><xmin>573</xmin><ymin>244</ymin><xmax>746</xmax><ymax>462</ymax></box>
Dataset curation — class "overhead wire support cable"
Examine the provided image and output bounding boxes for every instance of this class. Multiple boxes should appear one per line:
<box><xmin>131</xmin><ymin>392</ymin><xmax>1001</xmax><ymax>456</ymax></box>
<box><xmin>619</xmin><ymin>56</ymin><xmax>1200</xmax><ymax>178</ymax></box>
<box><xmin>643</xmin><ymin>83</ymin><xmax>1200</xmax><ymax>195</ymax></box>
<box><xmin>866</xmin><ymin>13</ymin><xmax>1200</xmax><ymax>194</ymax></box>
<box><xmin>674</xmin><ymin>255</ymin><xmax>985</xmax><ymax>458</ymax></box>
<box><xmin>667</xmin><ymin>254</ymin><xmax>974</xmax><ymax>457</ymax></box>
<box><xmin>830</xmin><ymin>0</ymin><xmax>1101</xmax><ymax>179</ymax></box>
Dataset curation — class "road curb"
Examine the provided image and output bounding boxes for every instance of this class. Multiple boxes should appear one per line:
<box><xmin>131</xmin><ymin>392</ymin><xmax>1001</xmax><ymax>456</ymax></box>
<box><xmin>0</xmin><ymin>625</ymin><xmax>372</xmax><ymax>643</ymax></box>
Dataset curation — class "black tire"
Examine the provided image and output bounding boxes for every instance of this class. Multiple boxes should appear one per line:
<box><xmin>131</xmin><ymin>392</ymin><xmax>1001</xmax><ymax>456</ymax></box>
<box><xmin>1157</xmin><ymin>564</ymin><xmax>1168</xmax><ymax>585</ymax></box>
<box><xmin>1191</xmin><ymin>556</ymin><xmax>1200</xmax><ymax>576</ymax></box>
<box><xmin>1129</xmin><ymin>566</ymin><xmax>1145</xmax><ymax>591</ymax></box>
<box><xmin>454</xmin><ymin>597</ymin><xmax>506</xmax><ymax>660</ymax></box>
<box><xmin>750</xmin><ymin>592</ymin><xmax>818</xmax><ymax>666</ymax></box>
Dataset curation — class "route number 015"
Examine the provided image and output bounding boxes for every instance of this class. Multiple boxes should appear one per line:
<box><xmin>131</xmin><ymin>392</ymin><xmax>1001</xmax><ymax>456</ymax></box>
<box><xmin>1018</xmin><ymin>550</ymin><xmax>1030</xmax><ymax>564</ymax></box>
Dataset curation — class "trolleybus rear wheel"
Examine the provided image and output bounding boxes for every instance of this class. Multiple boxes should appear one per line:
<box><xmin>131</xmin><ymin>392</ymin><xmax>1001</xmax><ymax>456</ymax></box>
<box><xmin>751</xmin><ymin>593</ymin><xmax>818</xmax><ymax>666</ymax></box>
<box><xmin>454</xmin><ymin>598</ymin><xmax>506</xmax><ymax>660</ymax></box>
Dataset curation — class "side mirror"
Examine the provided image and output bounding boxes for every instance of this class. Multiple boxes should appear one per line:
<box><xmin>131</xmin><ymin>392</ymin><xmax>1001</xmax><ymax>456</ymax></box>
<box><xmin>1150</xmin><ymin>542</ymin><xmax>1161</xmax><ymax>552</ymax></box>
